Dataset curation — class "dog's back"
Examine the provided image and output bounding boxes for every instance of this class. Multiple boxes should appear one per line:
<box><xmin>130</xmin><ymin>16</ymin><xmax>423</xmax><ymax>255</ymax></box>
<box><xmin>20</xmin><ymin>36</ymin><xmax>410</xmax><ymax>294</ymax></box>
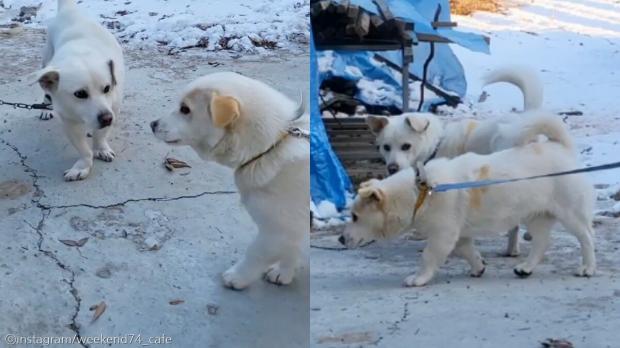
<box><xmin>48</xmin><ymin>0</ymin><xmax>123</xmax><ymax>66</ymax></box>
<box><xmin>426</xmin><ymin>136</ymin><xmax>592</xmax><ymax>236</ymax></box>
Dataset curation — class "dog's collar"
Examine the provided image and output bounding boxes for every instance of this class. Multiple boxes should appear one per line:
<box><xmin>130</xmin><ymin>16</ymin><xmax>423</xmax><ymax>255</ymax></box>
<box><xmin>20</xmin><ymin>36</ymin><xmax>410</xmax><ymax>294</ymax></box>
<box><xmin>413</xmin><ymin>182</ymin><xmax>431</xmax><ymax>218</ymax></box>
<box><xmin>238</xmin><ymin>132</ymin><xmax>289</xmax><ymax>171</ymax></box>
<box><xmin>413</xmin><ymin>170</ymin><xmax>432</xmax><ymax>220</ymax></box>
<box><xmin>236</xmin><ymin>127</ymin><xmax>309</xmax><ymax>171</ymax></box>
<box><xmin>237</xmin><ymin>127</ymin><xmax>310</xmax><ymax>170</ymax></box>
<box><xmin>423</xmin><ymin>138</ymin><xmax>442</xmax><ymax>165</ymax></box>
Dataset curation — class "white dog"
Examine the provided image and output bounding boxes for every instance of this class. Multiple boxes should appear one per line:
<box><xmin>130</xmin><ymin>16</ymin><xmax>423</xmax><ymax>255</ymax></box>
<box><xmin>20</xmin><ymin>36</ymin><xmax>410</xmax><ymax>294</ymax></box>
<box><xmin>366</xmin><ymin>66</ymin><xmax>544</xmax><ymax>256</ymax></box>
<box><xmin>32</xmin><ymin>0</ymin><xmax>124</xmax><ymax>181</ymax></box>
<box><xmin>151</xmin><ymin>72</ymin><xmax>309</xmax><ymax>290</ymax></box>
<box><xmin>342</xmin><ymin>117</ymin><xmax>596</xmax><ymax>287</ymax></box>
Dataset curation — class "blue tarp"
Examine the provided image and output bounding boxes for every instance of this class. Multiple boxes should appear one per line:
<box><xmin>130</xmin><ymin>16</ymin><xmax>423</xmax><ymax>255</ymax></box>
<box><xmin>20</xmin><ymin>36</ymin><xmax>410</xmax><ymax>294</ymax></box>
<box><xmin>311</xmin><ymin>33</ymin><xmax>352</xmax><ymax>209</ymax></box>
<box><xmin>311</xmin><ymin>0</ymin><xmax>490</xmax><ymax>209</ymax></box>
<box><xmin>319</xmin><ymin>0</ymin><xmax>490</xmax><ymax>107</ymax></box>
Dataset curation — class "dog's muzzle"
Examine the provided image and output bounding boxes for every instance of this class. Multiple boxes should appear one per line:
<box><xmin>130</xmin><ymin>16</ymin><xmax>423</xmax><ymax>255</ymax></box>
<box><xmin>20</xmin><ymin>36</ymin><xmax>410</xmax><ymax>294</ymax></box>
<box><xmin>387</xmin><ymin>163</ymin><xmax>399</xmax><ymax>175</ymax></box>
<box><xmin>98</xmin><ymin>112</ymin><xmax>113</xmax><ymax>128</ymax></box>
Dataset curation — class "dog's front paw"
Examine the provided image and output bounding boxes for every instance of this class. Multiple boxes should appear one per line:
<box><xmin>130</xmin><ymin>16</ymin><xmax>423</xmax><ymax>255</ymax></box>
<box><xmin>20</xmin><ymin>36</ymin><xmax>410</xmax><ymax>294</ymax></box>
<box><xmin>222</xmin><ymin>267</ymin><xmax>252</xmax><ymax>290</ymax></box>
<box><xmin>64</xmin><ymin>167</ymin><xmax>91</xmax><ymax>182</ymax></box>
<box><xmin>94</xmin><ymin>148</ymin><xmax>116</xmax><ymax>162</ymax></box>
<box><xmin>470</xmin><ymin>266</ymin><xmax>486</xmax><ymax>278</ymax></box>
<box><xmin>39</xmin><ymin>111</ymin><xmax>54</xmax><ymax>120</ymax></box>
<box><xmin>575</xmin><ymin>265</ymin><xmax>595</xmax><ymax>278</ymax></box>
<box><xmin>403</xmin><ymin>274</ymin><xmax>431</xmax><ymax>287</ymax></box>
<box><xmin>264</xmin><ymin>264</ymin><xmax>295</xmax><ymax>286</ymax></box>
<box><xmin>513</xmin><ymin>264</ymin><xmax>533</xmax><ymax>278</ymax></box>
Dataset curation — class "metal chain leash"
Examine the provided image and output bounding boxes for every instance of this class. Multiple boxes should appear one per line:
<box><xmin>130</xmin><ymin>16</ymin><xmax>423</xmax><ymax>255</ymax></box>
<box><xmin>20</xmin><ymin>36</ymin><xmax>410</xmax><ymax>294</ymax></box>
<box><xmin>287</xmin><ymin>127</ymin><xmax>310</xmax><ymax>140</ymax></box>
<box><xmin>0</xmin><ymin>98</ymin><xmax>53</xmax><ymax>111</ymax></box>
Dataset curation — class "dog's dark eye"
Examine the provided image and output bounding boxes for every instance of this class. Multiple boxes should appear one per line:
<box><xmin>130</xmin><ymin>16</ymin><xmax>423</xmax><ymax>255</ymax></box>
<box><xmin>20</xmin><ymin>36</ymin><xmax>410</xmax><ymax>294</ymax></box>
<box><xmin>180</xmin><ymin>105</ymin><xmax>191</xmax><ymax>115</ymax></box>
<box><xmin>383</xmin><ymin>144</ymin><xmax>391</xmax><ymax>152</ymax></box>
<box><xmin>352</xmin><ymin>213</ymin><xmax>358</xmax><ymax>222</ymax></box>
<box><xmin>401</xmin><ymin>143</ymin><xmax>411</xmax><ymax>151</ymax></box>
<box><xmin>74</xmin><ymin>90</ymin><xmax>89</xmax><ymax>99</ymax></box>
<box><xmin>103</xmin><ymin>85</ymin><xmax>111</xmax><ymax>94</ymax></box>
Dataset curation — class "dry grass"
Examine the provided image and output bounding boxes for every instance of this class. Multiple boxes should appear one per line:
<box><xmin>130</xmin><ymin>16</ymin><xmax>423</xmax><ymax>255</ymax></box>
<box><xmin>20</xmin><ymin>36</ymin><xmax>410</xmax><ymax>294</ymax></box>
<box><xmin>450</xmin><ymin>0</ymin><xmax>501</xmax><ymax>15</ymax></box>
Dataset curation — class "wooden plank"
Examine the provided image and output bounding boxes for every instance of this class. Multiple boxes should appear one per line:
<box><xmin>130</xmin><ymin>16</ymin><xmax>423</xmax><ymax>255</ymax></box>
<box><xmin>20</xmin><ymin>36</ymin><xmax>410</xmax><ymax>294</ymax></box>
<box><xmin>372</xmin><ymin>0</ymin><xmax>394</xmax><ymax>20</ymax></box>
<box><xmin>431</xmin><ymin>21</ymin><xmax>457</xmax><ymax>28</ymax></box>
<box><xmin>323</xmin><ymin>117</ymin><xmax>370</xmax><ymax>123</ymax></box>
<box><xmin>337</xmin><ymin>152</ymin><xmax>383</xmax><ymax>161</ymax></box>
<box><xmin>336</xmin><ymin>0</ymin><xmax>349</xmax><ymax>14</ymax></box>
<box><xmin>355</xmin><ymin>11</ymin><xmax>371</xmax><ymax>38</ymax></box>
<box><xmin>416</xmin><ymin>33</ymin><xmax>452</xmax><ymax>43</ymax></box>
<box><xmin>326</xmin><ymin>129</ymin><xmax>375</xmax><ymax>136</ymax></box>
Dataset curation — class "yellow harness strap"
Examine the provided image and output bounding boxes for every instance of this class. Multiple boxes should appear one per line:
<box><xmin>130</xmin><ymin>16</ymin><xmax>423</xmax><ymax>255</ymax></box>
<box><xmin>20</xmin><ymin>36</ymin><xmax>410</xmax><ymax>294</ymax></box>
<box><xmin>413</xmin><ymin>183</ymin><xmax>430</xmax><ymax>218</ymax></box>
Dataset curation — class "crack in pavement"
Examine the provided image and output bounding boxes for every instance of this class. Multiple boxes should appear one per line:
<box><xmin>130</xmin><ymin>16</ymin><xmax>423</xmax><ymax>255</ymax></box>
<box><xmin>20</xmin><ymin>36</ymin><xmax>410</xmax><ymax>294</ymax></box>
<box><xmin>387</xmin><ymin>302</ymin><xmax>410</xmax><ymax>335</ymax></box>
<box><xmin>2</xmin><ymin>137</ymin><xmax>237</xmax><ymax>346</ymax></box>
<box><xmin>3</xmin><ymin>138</ymin><xmax>89</xmax><ymax>347</ymax></box>
<box><xmin>25</xmin><ymin>211</ymin><xmax>89</xmax><ymax>348</ymax></box>
<box><xmin>41</xmin><ymin>190</ymin><xmax>237</xmax><ymax>210</ymax></box>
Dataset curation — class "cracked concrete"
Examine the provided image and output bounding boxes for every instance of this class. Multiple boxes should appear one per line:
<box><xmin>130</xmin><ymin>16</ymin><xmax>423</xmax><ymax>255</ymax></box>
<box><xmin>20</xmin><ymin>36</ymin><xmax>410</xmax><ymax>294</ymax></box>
<box><xmin>1</xmin><ymin>29</ymin><xmax>309</xmax><ymax>347</ymax></box>
<box><xmin>311</xmin><ymin>218</ymin><xmax>620</xmax><ymax>347</ymax></box>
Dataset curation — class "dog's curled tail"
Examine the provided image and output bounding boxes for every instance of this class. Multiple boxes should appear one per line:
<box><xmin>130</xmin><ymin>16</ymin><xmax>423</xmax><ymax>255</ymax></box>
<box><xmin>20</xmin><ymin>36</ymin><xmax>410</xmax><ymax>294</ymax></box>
<box><xmin>483</xmin><ymin>65</ymin><xmax>544</xmax><ymax>111</ymax></box>
<box><xmin>518</xmin><ymin>115</ymin><xmax>573</xmax><ymax>150</ymax></box>
<box><xmin>58</xmin><ymin>0</ymin><xmax>77</xmax><ymax>12</ymax></box>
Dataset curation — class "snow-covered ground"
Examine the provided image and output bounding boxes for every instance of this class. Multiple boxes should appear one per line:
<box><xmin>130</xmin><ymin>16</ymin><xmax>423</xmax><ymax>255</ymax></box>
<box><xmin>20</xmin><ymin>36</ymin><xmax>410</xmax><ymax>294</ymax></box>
<box><xmin>453</xmin><ymin>0</ymin><xmax>620</xmax><ymax>190</ymax></box>
<box><xmin>0</xmin><ymin>0</ymin><xmax>309</xmax><ymax>55</ymax></box>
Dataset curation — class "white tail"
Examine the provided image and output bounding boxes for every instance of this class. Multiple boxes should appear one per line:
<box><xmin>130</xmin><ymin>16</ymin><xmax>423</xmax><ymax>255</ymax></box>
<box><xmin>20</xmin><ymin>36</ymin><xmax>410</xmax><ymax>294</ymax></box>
<box><xmin>517</xmin><ymin>114</ymin><xmax>573</xmax><ymax>150</ymax></box>
<box><xmin>57</xmin><ymin>0</ymin><xmax>77</xmax><ymax>12</ymax></box>
<box><xmin>483</xmin><ymin>65</ymin><xmax>544</xmax><ymax>111</ymax></box>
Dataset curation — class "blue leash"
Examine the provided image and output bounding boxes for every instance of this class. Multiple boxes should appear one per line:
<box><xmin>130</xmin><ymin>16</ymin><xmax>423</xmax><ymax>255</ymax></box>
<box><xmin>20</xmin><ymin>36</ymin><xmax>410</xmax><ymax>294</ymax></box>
<box><xmin>431</xmin><ymin>161</ymin><xmax>620</xmax><ymax>193</ymax></box>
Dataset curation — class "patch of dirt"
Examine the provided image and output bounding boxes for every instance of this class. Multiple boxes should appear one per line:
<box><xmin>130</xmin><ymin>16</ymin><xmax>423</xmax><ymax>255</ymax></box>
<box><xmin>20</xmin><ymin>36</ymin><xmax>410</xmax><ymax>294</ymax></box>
<box><xmin>68</xmin><ymin>207</ymin><xmax>174</xmax><ymax>251</ymax></box>
<box><xmin>450</xmin><ymin>0</ymin><xmax>501</xmax><ymax>15</ymax></box>
<box><xmin>0</xmin><ymin>180</ymin><xmax>31</xmax><ymax>199</ymax></box>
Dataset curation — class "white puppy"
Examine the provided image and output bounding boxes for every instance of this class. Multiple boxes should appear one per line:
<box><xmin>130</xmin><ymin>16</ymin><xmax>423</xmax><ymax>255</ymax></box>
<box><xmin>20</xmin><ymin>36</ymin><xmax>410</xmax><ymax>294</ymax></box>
<box><xmin>342</xmin><ymin>117</ymin><xmax>596</xmax><ymax>287</ymax></box>
<box><xmin>32</xmin><ymin>0</ymin><xmax>124</xmax><ymax>181</ymax></box>
<box><xmin>151</xmin><ymin>72</ymin><xmax>309</xmax><ymax>290</ymax></box>
<box><xmin>366</xmin><ymin>66</ymin><xmax>544</xmax><ymax>256</ymax></box>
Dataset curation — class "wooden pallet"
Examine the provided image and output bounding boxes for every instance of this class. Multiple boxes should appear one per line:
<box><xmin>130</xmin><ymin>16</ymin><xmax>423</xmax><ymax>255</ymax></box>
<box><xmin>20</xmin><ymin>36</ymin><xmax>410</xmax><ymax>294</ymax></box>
<box><xmin>323</xmin><ymin>117</ymin><xmax>386</xmax><ymax>183</ymax></box>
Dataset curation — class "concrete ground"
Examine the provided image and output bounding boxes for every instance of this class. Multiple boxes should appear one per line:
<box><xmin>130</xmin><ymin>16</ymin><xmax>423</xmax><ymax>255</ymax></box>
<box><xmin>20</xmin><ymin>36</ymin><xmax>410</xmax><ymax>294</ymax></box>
<box><xmin>311</xmin><ymin>216</ymin><xmax>620</xmax><ymax>348</ymax></box>
<box><xmin>0</xmin><ymin>29</ymin><xmax>309</xmax><ymax>347</ymax></box>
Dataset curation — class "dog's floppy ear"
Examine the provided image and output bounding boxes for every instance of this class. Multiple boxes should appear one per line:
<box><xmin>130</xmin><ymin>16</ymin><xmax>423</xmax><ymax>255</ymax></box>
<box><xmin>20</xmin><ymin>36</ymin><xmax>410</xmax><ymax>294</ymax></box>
<box><xmin>405</xmin><ymin>115</ymin><xmax>430</xmax><ymax>133</ymax></box>
<box><xmin>210</xmin><ymin>94</ymin><xmax>241</xmax><ymax>128</ymax></box>
<box><xmin>29</xmin><ymin>67</ymin><xmax>60</xmax><ymax>91</ymax></box>
<box><xmin>359</xmin><ymin>178</ymin><xmax>380</xmax><ymax>189</ymax></box>
<box><xmin>358</xmin><ymin>186</ymin><xmax>385</xmax><ymax>204</ymax></box>
<box><xmin>366</xmin><ymin>115</ymin><xmax>389</xmax><ymax>135</ymax></box>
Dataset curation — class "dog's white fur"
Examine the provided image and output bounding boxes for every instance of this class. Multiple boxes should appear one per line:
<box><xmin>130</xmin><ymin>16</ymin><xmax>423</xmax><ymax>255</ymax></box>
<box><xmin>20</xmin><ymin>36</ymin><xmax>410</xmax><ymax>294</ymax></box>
<box><xmin>152</xmin><ymin>72</ymin><xmax>309</xmax><ymax>290</ymax></box>
<box><xmin>343</xmin><ymin>118</ymin><xmax>596</xmax><ymax>287</ymax></box>
<box><xmin>366</xmin><ymin>66</ymin><xmax>545</xmax><ymax>256</ymax></box>
<box><xmin>32</xmin><ymin>0</ymin><xmax>124</xmax><ymax>181</ymax></box>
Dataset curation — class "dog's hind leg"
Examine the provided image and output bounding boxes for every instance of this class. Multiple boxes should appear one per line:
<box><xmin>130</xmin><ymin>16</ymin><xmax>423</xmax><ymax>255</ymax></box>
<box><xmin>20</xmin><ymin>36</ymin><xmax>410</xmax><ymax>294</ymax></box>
<box><xmin>93</xmin><ymin>126</ymin><xmax>116</xmax><ymax>162</ymax></box>
<box><xmin>503</xmin><ymin>226</ymin><xmax>521</xmax><ymax>257</ymax></box>
<box><xmin>558</xmin><ymin>215</ymin><xmax>596</xmax><ymax>277</ymax></box>
<box><xmin>453</xmin><ymin>237</ymin><xmax>486</xmax><ymax>277</ymax></box>
<box><xmin>404</xmin><ymin>225</ymin><xmax>459</xmax><ymax>287</ymax></box>
<box><xmin>62</xmin><ymin>121</ymin><xmax>93</xmax><ymax>181</ymax></box>
<box><xmin>514</xmin><ymin>216</ymin><xmax>555</xmax><ymax>277</ymax></box>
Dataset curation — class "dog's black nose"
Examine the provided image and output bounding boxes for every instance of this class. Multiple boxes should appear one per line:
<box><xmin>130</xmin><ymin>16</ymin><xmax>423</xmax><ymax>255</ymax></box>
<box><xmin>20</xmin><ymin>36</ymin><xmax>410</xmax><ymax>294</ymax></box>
<box><xmin>98</xmin><ymin>112</ymin><xmax>113</xmax><ymax>128</ymax></box>
<box><xmin>150</xmin><ymin>120</ymin><xmax>159</xmax><ymax>132</ymax></box>
<box><xmin>338</xmin><ymin>235</ymin><xmax>345</xmax><ymax>245</ymax></box>
<box><xmin>387</xmin><ymin>163</ymin><xmax>399</xmax><ymax>175</ymax></box>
